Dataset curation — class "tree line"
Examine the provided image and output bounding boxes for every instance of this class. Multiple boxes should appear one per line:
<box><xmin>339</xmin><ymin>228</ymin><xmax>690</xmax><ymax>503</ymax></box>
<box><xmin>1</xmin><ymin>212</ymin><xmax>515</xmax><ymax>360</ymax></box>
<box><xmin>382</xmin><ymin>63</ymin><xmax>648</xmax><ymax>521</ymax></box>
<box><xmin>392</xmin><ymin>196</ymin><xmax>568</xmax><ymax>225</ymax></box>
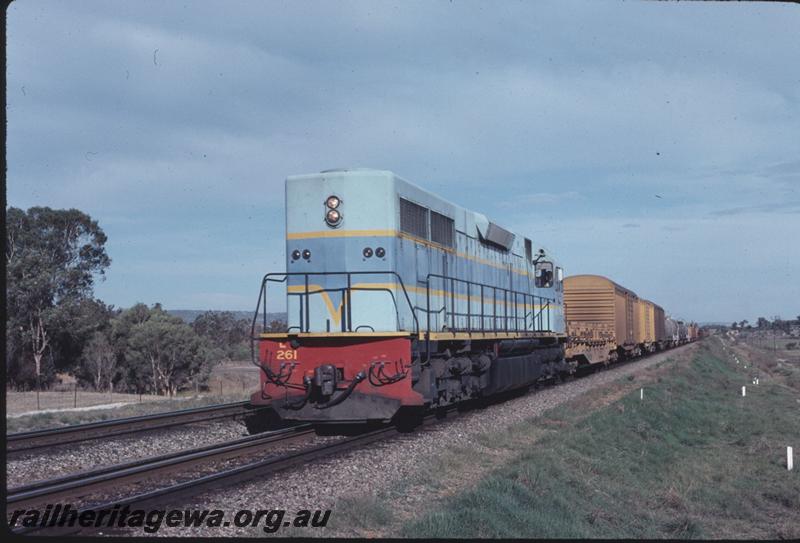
<box><xmin>730</xmin><ymin>315</ymin><xmax>800</xmax><ymax>332</ymax></box>
<box><xmin>6</xmin><ymin>206</ymin><xmax>284</xmax><ymax>395</ymax></box>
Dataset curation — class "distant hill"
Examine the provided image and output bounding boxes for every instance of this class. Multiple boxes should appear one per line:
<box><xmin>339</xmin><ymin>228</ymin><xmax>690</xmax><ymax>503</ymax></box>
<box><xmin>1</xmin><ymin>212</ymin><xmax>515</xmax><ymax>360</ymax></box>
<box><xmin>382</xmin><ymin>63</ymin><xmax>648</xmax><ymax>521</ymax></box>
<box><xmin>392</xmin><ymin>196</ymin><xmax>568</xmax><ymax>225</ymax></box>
<box><xmin>166</xmin><ymin>309</ymin><xmax>287</xmax><ymax>324</ymax></box>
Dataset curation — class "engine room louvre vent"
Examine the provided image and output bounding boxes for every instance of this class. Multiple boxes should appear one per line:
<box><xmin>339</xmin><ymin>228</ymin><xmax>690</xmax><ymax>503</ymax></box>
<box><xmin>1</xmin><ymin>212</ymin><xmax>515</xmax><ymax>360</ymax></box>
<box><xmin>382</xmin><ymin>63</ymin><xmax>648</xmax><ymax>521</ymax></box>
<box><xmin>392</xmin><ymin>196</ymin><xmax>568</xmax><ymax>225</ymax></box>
<box><xmin>481</xmin><ymin>222</ymin><xmax>515</xmax><ymax>251</ymax></box>
<box><xmin>400</xmin><ymin>198</ymin><xmax>429</xmax><ymax>240</ymax></box>
<box><xmin>430</xmin><ymin>211</ymin><xmax>455</xmax><ymax>248</ymax></box>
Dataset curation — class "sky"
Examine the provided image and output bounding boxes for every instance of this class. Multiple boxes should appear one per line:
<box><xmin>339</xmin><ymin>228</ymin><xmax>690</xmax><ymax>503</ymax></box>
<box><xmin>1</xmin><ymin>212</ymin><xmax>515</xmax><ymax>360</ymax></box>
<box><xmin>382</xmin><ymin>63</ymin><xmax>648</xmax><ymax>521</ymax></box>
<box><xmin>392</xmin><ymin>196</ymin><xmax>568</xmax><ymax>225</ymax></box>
<box><xmin>6</xmin><ymin>0</ymin><xmax>800</xmax><ymax>324</ymax></box>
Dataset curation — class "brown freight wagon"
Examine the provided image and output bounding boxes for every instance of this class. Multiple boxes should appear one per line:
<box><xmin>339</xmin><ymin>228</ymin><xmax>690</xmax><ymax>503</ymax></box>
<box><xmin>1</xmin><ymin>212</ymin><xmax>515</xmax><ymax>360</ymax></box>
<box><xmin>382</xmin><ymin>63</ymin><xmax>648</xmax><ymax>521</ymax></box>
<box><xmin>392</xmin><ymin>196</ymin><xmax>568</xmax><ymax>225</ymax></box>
<box><xmin>637</xmin><ymin>299</ymin><xmax>666</xmax><ymax>353</ymax></box>
<box><xmin>563</xmin><ymin>274</ymin><xmax>641</xmax><ymax>366</ymax></box>
<box><xmin>652</xmin><ymin>302</ymin><xmax>666</xmax><ymax>348</ymax></box>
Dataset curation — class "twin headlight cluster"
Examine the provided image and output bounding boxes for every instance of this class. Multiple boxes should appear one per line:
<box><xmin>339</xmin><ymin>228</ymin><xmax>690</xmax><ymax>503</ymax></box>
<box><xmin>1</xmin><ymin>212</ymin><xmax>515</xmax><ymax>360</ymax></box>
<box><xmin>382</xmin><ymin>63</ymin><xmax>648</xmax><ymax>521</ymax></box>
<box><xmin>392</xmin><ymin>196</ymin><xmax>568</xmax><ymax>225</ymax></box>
<box><xmin>363</xmin><ymin>247</ymin><xmax>386</xmax><ymax>259</ymax></box>
<box><xmin>325</xmin><ymin>195</ymin><xmax>342</xmax><ymax>227</ymax></box>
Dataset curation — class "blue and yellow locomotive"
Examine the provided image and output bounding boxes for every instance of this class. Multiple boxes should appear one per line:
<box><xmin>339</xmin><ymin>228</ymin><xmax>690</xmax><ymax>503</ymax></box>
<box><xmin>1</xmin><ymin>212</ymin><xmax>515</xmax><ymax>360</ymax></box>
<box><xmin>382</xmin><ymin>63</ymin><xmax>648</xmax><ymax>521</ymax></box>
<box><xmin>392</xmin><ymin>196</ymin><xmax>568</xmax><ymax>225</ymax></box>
<box><xmin>250</xmin><ymin>169</ymin><xmax>568</xmax><ymax>426</ymax></box>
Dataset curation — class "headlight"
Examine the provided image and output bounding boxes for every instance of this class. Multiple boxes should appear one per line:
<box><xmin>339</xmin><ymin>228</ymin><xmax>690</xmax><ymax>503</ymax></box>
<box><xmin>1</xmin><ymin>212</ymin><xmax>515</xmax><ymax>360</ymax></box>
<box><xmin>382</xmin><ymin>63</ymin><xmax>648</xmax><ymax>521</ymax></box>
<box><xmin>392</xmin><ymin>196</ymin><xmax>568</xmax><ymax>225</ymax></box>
<box><xmin>291</xmin><ymin>250</ymin><xmax>301</xmax><ymax>261</ymax></box>
<box><xmin>325</xmin><ymin>195</ymin><xmax>341</xmax><ymax>209</ymax></box>
<box><xmin>375</xmin><ymin>247</ymin><xmax>386</xmax><ymax>258</ymax></box>
<box><xmin>363</xmin><ymin>247</ymin><xmax>373</xmax><ymax>258</ymax></box>
<box><xmin>325</xmin><ymin>209</ymin><xmax>342</xmax><ymax>226</ymax></box>
<box><xmin>302</xmin><ymin>249</ymin><xmax>311</xmax><ymax>260</ymax></box>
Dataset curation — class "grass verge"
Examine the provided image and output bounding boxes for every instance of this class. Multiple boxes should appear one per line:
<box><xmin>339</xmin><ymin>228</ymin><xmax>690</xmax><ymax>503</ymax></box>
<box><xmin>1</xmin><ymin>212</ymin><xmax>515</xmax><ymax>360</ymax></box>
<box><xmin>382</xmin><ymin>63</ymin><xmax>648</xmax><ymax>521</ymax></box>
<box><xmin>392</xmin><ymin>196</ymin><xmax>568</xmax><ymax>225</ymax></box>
<box><xmin>334</xmin><ymin>340</ymin><xmax>800</xmax><ymax>538</ymax></box>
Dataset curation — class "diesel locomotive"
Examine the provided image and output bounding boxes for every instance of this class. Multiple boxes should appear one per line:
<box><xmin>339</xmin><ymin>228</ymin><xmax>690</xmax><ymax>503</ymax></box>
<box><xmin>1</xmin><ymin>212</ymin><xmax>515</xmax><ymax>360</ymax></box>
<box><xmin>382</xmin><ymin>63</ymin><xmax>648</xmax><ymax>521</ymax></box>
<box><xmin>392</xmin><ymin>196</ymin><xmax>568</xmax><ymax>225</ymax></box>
<box><xmin>247</xmin><ymin>169</ymin><xmax>697</xmax><ymax>430</ymax></box>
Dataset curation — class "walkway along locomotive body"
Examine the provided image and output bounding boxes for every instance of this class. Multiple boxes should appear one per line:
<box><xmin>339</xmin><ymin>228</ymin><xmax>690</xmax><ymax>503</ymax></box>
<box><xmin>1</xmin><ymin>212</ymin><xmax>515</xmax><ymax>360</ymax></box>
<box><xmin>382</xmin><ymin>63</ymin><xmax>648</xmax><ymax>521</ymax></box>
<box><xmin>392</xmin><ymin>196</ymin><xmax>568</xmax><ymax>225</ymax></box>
<box><xmin>249</xmin><ymin>169</ymin><xmax>568</xmax><ymax>425</ymax></box>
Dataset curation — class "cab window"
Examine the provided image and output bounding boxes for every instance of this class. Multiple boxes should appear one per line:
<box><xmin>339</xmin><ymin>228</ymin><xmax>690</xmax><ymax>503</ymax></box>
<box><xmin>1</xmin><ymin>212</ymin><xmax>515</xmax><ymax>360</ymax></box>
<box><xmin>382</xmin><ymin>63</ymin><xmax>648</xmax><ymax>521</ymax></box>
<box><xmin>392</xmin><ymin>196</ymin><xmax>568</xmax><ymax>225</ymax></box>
<box><xmin>535</xmin><ymin>261</ymin><xmax>554</xmax><ymax>288</ymax></box>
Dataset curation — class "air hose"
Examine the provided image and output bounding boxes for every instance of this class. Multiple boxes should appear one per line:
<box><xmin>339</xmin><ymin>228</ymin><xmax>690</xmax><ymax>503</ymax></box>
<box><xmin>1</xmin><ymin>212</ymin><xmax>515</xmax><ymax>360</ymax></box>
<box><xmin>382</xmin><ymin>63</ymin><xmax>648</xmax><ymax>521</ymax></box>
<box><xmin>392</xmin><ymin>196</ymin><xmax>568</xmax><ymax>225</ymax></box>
<box><xmin>282</xmin><ymin>376</ymin><xmax>313</xmax><ymax>410</ymax></box>
<box><xmin>313</xmin><ymin>371</ymin><xmax>366</xmax><ymax>410</ymax></box>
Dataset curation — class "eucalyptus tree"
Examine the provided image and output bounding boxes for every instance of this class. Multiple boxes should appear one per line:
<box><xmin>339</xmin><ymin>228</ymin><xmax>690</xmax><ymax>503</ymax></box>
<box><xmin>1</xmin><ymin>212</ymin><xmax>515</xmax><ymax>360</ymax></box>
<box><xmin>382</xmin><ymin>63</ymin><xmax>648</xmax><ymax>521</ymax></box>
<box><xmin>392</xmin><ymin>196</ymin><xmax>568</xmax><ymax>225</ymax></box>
<box><xmin>6</xmin><ymin>207</ymin><xmax>110</xmax><ymax>388</ymax></box>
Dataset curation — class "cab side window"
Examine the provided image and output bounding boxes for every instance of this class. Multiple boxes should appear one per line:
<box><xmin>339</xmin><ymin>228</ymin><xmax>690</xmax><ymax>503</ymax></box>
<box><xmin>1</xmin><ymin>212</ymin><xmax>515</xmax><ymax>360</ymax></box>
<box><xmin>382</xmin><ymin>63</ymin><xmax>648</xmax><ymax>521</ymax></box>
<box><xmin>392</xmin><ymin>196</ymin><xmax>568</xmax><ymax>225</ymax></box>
<box><xmin>535</xmin><ymin>261</ymin><xmax>554</xmax><ymax>288</ymax></box>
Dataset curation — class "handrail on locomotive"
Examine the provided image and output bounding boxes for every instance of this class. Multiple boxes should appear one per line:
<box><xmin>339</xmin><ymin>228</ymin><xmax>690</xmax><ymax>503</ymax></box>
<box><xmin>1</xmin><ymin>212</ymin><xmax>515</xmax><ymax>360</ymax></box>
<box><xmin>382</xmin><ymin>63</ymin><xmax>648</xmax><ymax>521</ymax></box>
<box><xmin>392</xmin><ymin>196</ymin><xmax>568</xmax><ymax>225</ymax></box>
<box><xmin>250</xmin><ymin>270</ymin><xmax>557</xmax><ymax>370</ymax></box>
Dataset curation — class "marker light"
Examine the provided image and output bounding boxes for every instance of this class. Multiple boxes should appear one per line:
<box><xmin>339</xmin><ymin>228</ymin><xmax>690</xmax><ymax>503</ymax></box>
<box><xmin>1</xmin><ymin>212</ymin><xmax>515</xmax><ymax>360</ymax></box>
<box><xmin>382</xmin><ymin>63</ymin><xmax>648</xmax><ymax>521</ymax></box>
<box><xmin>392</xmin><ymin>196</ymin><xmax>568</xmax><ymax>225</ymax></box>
<box><xmin>325</xmin><ymin>209</ymin><xmax>342</xmax><ymax>226</ymax></box>
<box><xmin>291</xmin><ymin>250</ymin><xmax>301</xmax><ymax>260</ymax></box>
<box><xmin>302</xmin><ymin>249</ymin><xmax>311</xmax><ymax>260</ymax></box>
<box><xmin>375</xmin><ymin>247</ymin><xmax>386</xmax><ymax>258</ymax></box>
<box><xmin>325</xmin><ymin>195</ymin><xmax>341</xmax><ymax>209</ymax></box>
<box><xmin>363</xmin><ymin>247</ymin><xmax>373</xmax><ymax>258</ymax></box>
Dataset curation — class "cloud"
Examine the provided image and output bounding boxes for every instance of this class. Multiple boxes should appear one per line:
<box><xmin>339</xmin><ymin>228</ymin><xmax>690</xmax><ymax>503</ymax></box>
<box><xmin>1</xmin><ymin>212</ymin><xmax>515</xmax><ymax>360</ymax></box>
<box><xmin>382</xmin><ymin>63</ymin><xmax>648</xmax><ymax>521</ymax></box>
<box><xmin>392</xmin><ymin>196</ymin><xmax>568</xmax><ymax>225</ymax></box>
<box><xmin>709</xmin><ymin>201</ymin><xmax>800</xmax><ymax>217</ymax></box>
<box><xmin>499</xmin><ymin>191</ymin><xmax>582</xmax><ymax>207</ymax></box>
<box><xmin>6</xmin><ymin>0</ymin><xmax>800</xmax><ymax>322</ymax></box>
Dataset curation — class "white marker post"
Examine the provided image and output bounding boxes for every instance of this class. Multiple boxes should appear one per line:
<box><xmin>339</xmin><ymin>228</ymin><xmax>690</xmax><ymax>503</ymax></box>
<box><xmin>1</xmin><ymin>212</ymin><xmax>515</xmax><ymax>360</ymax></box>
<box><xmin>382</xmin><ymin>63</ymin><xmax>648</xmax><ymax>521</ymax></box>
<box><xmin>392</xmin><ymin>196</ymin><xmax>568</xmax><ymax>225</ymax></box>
<box><xmin>789</xmin><ymin>447</ymin><xmax>794</xmax><ymax>471</ymax></box>
<box><xmin>640</xmin><ymin>388</ymin><xmax>644</xmax><ymax>400</ymax></box>
<box><xmin>742</xmin><ymin>386</ymin><xmax>746</xmax><ymax>397</ymax></box>
<box><xmin>756</xmin><ymin>378</ymin><xmax>759</xmax><ymax>385</ymax></box>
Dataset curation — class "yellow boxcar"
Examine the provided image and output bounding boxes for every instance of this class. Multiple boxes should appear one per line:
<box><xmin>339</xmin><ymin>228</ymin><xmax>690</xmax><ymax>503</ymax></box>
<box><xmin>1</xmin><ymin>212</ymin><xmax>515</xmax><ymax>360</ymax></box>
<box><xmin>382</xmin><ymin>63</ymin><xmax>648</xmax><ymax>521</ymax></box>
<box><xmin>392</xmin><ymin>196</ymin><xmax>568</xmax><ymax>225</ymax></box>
<box><xmin>637</xmin><ymin>299</ymin><xmax>665</xmax><ymax>352</ymax></box>
<box><xmin>653</xmin><ymin>302</ymin><xmax>666</xmax><ymax>345</ymax></box>
<box><xmin>564</xmin><ymin>274</ymin><xmax>640</xmax><ymax>365</ymax></box>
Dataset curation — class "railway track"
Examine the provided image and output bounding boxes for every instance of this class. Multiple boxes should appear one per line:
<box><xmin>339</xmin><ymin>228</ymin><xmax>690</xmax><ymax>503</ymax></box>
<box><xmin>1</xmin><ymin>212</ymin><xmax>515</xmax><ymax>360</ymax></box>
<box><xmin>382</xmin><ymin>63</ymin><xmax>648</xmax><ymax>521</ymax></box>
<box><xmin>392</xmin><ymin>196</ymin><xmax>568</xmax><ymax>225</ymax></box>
<box><xmin>6</xmin><ymin>401</ymin><xmax>269</xmax><ymax>455</ymax></box>
<box><xmin>8</xmin><ymin>414</ymin><xmax>446</xmax><ymax>535</ymax></box>
<box><xmin>7</xmin><ymin>424</ymin><xmax>316</xmax><ymax>511</ymax></box>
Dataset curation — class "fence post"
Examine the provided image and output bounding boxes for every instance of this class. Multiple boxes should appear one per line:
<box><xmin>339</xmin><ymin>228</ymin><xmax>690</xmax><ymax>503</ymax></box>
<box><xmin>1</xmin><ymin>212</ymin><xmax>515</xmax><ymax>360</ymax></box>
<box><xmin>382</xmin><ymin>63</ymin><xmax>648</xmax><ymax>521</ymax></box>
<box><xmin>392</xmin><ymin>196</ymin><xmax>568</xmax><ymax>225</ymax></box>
<box><xmin>789</xmin><ymin>446</ymin><xmax>794</xmax><ymax>471</ymax></box>
<box><xmin>741</xmin><ymin>385</ymin><xmax>746</xmax><ymax>397</ymax></box>
<box><xmin>74</xmin><ymin>383</ymin><xmax>78</xmax><ymax>408</ymax></box>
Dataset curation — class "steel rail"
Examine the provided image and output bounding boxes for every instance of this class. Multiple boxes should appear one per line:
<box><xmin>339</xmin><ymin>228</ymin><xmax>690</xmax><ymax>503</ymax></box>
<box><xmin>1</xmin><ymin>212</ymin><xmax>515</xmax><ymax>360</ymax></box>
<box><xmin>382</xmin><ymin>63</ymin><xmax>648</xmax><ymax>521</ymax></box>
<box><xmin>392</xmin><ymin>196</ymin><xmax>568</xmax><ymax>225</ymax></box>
<box><xmin>9</xmin><ymin>414</ymin><xmax>449</xmax><ymax>536</ymax></box>
<box><xmin>7</xmin><ymin>424</ymin><xmax>315</xmax><ymax>510</ymax></box>
<box><xmin>7</xmin><ymin>401</ymin><xmax>269</xmax><ymax>455</ymax></box>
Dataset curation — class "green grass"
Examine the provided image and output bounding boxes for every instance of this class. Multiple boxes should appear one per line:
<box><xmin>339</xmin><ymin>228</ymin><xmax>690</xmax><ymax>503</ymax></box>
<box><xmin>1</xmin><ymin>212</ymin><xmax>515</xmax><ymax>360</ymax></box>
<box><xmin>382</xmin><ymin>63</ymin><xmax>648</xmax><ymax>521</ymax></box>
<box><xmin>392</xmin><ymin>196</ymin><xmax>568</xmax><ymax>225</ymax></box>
<box><xmin>334</xmin><ymin>341</ymin><xmax>800</xmax><ymax>538</ymax></box>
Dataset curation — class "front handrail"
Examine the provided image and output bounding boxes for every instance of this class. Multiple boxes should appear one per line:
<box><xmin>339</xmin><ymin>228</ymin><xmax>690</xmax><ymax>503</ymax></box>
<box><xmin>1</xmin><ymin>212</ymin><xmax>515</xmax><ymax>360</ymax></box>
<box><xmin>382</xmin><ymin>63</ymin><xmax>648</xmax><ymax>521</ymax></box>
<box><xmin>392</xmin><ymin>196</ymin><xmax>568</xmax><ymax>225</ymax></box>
<box><xmin>248</xmin><ymin>270</ymin><xmax>558</xmax><ymax>373</ymax></box>
<box><xmin>250</xmin><ymin>270</ymin><xmax>419</xmax><ymax>338</ymax></box>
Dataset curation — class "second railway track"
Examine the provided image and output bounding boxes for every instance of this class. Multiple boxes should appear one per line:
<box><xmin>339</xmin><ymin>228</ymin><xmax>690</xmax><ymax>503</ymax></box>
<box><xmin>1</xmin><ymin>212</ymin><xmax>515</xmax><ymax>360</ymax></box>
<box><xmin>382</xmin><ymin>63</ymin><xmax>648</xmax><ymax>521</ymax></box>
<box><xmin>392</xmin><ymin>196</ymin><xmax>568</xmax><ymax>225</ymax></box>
<box><xmin>8</xmin><ymin>421</ymin><xmax>419</xmax><ymax>535</ymax></box>
<box><xmin>6</xmin><ymin>401</ymin><xmax>270</xmax><ymax>455</ymax></box>
<box><xmin>7</xmin><ymin>424</ymin><xmax>316</xmax><ymax>510</ymax></box>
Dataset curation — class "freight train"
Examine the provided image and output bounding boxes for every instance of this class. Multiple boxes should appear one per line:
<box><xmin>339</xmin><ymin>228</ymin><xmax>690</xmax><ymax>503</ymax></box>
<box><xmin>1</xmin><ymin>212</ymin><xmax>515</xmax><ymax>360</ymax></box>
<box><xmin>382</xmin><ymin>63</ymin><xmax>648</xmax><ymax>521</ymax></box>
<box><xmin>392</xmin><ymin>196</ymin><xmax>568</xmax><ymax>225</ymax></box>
<box><xmin>563</xmin><ymin>275</ymin><xmax>698</xmax><ymax>368</ymax></box>
<box><xmin>247</xmin><ymin>169</ymin><xmax>698</xmax><ymax>431</ymax></box>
